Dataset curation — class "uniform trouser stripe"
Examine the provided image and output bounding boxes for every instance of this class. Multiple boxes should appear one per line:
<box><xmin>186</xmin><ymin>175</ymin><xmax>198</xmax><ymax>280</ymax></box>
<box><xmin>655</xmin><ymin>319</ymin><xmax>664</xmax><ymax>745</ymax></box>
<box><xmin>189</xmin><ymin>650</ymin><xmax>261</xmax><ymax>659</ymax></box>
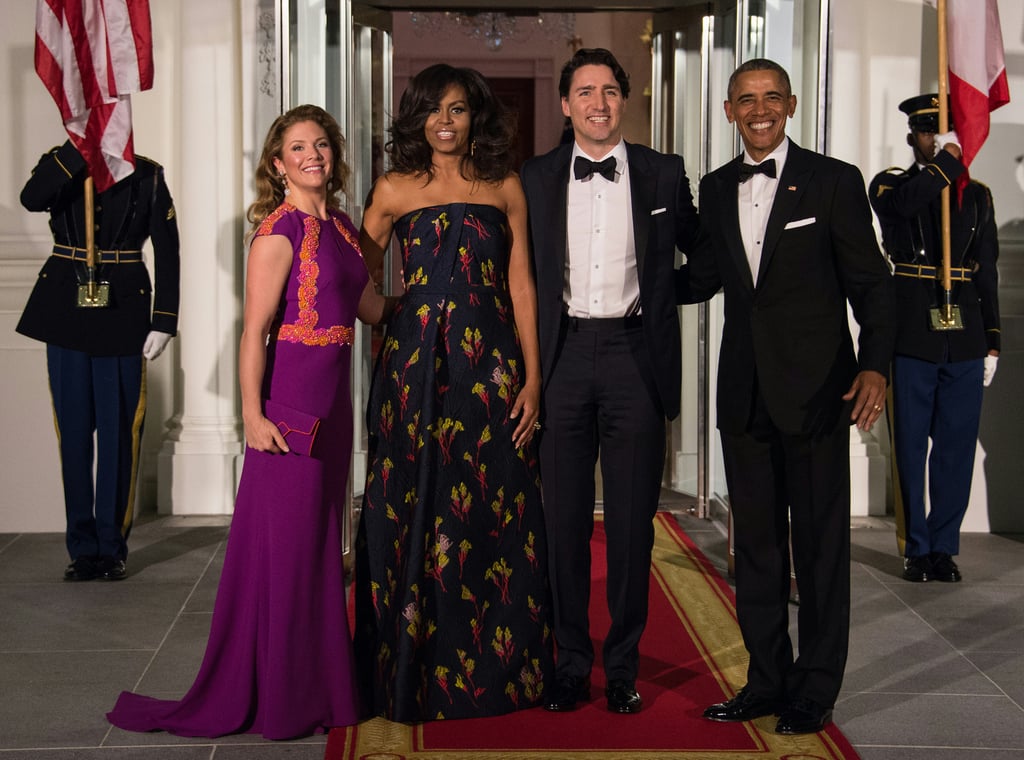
<box><xmin>122</xmin><ymin>361</ymin><xmax>148</xmax><ymax>535</ymax></box>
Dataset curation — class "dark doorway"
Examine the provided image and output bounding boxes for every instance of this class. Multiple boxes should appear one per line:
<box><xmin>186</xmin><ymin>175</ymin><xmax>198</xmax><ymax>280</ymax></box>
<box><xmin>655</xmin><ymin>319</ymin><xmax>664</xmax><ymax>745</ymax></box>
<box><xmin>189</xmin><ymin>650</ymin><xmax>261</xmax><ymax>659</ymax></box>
<box><xmin>489</xmin><ymin>77</ymin><xmax>536</xmax><ymax>167</ymax></box>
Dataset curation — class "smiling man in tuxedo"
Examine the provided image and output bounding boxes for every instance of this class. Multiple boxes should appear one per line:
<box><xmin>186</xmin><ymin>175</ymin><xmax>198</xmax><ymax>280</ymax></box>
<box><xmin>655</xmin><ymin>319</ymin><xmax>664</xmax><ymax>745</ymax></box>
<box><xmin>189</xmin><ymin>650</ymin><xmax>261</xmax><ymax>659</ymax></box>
<box><xmin>676</xmin><ymin>58</ymin><xmax>895</xmax><ymax>734</ymax></box>
<box><xmin>521</xmin><ymin>47</ymin><xmax>702</xmax><ymax>715</ymax></box>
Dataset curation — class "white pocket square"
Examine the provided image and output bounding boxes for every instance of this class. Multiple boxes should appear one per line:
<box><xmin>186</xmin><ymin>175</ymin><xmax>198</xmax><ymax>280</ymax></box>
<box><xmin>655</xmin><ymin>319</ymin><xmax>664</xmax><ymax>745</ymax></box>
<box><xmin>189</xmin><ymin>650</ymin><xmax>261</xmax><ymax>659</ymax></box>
<box><xmin>784</xmin><ymin>217</ymin><xmax>815</xmax><ymax>230</ymax></box>
<box><xmin>650</xmin><ymin>207</ymin><xmax>667</xmax><ymax>216</ymax></box>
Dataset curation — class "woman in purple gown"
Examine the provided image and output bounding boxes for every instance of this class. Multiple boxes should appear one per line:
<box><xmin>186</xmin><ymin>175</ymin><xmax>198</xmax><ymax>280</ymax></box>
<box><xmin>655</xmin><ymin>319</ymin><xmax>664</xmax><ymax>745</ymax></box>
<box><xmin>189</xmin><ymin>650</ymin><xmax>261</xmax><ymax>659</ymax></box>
<box><xmin>107</xmin><ymin>105</ymin><xmax>389</xmax><ymax>740</ymax></box>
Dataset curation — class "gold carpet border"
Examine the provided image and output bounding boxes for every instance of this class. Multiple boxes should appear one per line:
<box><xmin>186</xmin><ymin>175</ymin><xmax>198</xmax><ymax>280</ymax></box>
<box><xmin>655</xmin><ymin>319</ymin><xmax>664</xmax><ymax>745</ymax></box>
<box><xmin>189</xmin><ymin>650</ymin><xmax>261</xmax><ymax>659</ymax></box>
<box><xmin>334</xmin><ymin>513</ymin><xmax>856</xmax><ymax>760</ymax></box>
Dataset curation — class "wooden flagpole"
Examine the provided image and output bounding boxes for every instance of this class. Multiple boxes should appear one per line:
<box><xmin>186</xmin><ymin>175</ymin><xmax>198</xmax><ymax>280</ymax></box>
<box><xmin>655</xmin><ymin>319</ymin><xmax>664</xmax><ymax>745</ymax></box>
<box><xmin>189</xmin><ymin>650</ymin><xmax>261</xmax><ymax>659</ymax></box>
<box><xmin>85</xmin><ymin>176</ymin><xmax>95</xmax><ymax>269</ymax></box>
<box><xmin>77</xmin><ymin>175</ymin><xmax>109</xmax><ymax>307</ymax></box>
<box><xmin>931</xmin><ymin>0</ymin><xmax>963</xmax><ymax>330</ymax></box>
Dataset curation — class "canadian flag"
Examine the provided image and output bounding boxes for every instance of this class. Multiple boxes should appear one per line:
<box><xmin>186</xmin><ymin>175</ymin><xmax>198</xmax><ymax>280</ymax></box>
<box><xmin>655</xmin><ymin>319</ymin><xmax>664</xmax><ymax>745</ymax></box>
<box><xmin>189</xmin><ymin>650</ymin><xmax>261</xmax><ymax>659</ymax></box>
<box><xmin>927</xmin><ymin>0</ymin><xmax>1011</xmax><ymax>169</ymax></box>
<box><xmin>34</xmin><ymin>0</ymin><xmax>153</xmax><ymax>191</ymax></box>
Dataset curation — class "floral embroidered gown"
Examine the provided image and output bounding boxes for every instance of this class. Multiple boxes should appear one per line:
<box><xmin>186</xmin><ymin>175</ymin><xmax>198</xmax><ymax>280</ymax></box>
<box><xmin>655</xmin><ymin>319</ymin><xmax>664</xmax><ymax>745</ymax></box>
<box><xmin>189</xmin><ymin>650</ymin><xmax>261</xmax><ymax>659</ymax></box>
<box><xmin>108</xmin><ymin>204</ymin><xmax>364</xmax><ymax>739</ymax></box>
<box><xmin>354</xmin><ymin>203</ymin><xmax>553</xmax><ymax>722</ymax></box>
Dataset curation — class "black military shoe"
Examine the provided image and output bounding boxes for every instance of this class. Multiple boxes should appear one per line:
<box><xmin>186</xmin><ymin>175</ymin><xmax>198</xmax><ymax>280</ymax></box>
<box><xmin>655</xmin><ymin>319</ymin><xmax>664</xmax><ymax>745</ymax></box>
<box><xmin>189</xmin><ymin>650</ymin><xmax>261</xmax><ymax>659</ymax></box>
<box><xmin>63</xmin><ymin>557</ymin><xmax>99</xmax><ymax>581</ymax></box>
<box><xmin>902</xmin><ymin>555</ymin><xmax>931</xmax><ymax>582</ymax></box>
<box><xmin>929</xmin><ymin>552</ymin><xmax>962</xmax><ymax>582</ymax></box>
<box><xmin>97</xmin><ymin>557</ymin><xmax>127</xmax><ymax>581</ymax></box>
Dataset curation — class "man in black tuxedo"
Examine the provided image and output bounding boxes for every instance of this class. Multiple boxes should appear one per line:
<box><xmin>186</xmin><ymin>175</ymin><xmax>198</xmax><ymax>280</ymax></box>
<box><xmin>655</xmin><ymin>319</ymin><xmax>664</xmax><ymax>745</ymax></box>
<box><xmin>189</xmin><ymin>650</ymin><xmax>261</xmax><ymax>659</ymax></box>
<box><xmin>676</xmin><ymin>59</ymin><xmax>895</xmax><ymax>734</ymax></box>
<box><xmin>521</xmin><ymin>48</ymin><xmax>701</xmax><ymax>715</ymax></box>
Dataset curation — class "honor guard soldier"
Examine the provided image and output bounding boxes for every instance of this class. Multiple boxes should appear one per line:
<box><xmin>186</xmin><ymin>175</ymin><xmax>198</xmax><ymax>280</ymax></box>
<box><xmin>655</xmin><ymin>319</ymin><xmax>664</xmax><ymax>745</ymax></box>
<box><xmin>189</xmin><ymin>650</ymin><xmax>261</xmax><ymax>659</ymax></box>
<box><xmin>17</xmin><ymin>141</ymin><xmax>181</xmax><ymax>582</ymax></box>
<box><xmin>869</xmin><ymin>94</ymin><xmax>1000</xmax><ymax>584</ymax></box>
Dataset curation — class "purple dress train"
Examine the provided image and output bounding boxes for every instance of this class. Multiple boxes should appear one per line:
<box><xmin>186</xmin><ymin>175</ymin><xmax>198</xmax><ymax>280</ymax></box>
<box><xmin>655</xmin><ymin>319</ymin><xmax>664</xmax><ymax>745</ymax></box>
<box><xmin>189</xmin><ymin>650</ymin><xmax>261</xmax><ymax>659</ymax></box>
<box><xmin>107</xmin><ymin>203</ymin><xmax>366</xmax><ymax>739</ymax></box>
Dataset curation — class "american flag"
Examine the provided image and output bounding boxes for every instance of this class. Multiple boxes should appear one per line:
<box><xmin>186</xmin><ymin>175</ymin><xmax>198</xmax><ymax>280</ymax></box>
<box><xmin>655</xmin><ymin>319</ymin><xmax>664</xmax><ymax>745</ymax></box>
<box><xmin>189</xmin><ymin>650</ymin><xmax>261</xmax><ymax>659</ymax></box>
<box><xmin>34</xmin><ymin>0</ymin><xmax>153</xmax><ymax>191</ymax></box>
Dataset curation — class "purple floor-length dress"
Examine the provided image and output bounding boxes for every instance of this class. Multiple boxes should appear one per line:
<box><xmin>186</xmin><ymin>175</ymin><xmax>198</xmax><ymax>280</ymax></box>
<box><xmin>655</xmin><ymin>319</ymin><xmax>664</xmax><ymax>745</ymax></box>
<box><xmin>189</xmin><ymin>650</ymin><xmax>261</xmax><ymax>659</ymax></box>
<box><xmin>107</xmin><ymin>203</ymin><xmax>366</xmax><ymax>739</ymax></box>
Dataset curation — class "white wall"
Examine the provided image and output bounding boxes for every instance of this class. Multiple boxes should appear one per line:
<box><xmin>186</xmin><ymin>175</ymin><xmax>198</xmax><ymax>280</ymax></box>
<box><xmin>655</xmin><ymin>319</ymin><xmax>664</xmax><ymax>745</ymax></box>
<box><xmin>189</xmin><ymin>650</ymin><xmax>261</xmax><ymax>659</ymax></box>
<box><xmin>0</xmin><ymin>6</ymin><xmax>68</xmax><ymax>531</ymax></box>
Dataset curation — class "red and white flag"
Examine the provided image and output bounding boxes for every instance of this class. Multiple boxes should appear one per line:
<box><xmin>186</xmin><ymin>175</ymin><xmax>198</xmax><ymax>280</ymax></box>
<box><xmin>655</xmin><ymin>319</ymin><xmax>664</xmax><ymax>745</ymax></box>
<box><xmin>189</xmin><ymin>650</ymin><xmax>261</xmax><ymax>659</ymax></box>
<box><xmin>927</xmin><ymin>0</ymin><xmax>1011</xmax><ymax>170</ymax></box>
<box><xmin>34</xmin><ymin>0</ymin><xmax>153</xmax><ymax>191</ymax></box>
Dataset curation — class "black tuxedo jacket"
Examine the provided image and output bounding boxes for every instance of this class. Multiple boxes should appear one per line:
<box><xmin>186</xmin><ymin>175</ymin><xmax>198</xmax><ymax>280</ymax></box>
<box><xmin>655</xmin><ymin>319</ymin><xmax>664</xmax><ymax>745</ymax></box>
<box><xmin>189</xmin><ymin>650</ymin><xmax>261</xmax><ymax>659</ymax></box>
<box><xmin>521</xmin><ymin>141</ymin><xmax>701</xmax><ymax>421</ymax></box>
<box><xmin>678</xmin><ymin>142</ymin><xmax>895</xmax><ymax>435</ymax></box>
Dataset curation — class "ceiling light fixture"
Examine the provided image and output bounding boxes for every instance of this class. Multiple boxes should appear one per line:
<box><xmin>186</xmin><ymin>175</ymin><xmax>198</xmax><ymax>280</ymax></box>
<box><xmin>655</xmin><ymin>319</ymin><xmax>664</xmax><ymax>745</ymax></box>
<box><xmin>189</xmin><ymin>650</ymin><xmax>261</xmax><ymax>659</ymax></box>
<box><xmin>409</xmin><ymin>12</ymin><xmax>576</xmax><ymax>53</ymax></box>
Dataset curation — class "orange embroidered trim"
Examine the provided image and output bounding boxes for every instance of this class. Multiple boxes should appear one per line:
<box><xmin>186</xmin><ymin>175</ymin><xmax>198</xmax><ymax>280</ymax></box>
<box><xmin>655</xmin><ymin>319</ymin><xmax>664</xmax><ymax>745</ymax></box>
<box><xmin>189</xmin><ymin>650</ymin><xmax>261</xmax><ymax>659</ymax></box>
<box><xmin>261</xmin><ymin>205</ymin><xmax>359</xmax><ymax>347</ymax></box>
<box><xmin>278</xmin><ymin>323</ymin><xmax>354</xmax><ymax>346</ymax></box>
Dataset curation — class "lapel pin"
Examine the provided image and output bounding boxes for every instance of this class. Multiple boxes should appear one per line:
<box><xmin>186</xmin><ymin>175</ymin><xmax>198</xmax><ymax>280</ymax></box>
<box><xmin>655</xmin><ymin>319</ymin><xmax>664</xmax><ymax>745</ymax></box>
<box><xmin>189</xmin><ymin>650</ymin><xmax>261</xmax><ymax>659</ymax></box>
<box><xmin>787</xmin><ymin>185</ymin><xmax>797</xmax><ymax>191</ymax></box>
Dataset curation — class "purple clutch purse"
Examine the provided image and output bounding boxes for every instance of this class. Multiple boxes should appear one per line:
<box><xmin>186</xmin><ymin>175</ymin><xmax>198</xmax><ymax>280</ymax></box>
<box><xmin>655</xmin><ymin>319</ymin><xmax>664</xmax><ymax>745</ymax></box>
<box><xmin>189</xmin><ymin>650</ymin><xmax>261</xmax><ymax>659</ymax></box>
<box><xmin>263</xmin><ymin>399</ymin><xmax>321</xmax><ymax>457</ymax></box>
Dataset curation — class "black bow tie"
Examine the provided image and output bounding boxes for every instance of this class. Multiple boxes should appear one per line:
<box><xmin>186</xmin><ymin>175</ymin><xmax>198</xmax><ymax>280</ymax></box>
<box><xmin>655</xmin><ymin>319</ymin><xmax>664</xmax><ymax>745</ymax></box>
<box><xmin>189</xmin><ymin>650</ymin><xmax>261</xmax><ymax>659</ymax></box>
<box><xmin>737</xmin><ymin>158</ymin><xmax>777</xmax><ymax>183</ymax></box>
<box><xmin>574</xmin><ymin>155</ymin><xmax>617</xmax><ymax>182</ymax></box>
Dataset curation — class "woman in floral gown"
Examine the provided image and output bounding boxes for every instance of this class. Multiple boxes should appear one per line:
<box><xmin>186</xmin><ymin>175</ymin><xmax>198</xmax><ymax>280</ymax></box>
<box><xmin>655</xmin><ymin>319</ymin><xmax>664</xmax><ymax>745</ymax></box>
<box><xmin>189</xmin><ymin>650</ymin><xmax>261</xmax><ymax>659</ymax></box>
<box><xmin>354</xmin><ymin>64</ymin><xmax>553</xmax><ymax>722</ymax></box>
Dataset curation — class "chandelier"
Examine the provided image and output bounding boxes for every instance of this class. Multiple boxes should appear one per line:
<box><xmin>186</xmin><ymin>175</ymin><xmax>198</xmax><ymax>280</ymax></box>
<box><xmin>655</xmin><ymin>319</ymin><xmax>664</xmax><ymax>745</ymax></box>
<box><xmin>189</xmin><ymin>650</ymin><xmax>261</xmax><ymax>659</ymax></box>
<box><xmin>409</xmin><ymin>12</ymin><xmax>576</xmax><ymax>53</ymax></box>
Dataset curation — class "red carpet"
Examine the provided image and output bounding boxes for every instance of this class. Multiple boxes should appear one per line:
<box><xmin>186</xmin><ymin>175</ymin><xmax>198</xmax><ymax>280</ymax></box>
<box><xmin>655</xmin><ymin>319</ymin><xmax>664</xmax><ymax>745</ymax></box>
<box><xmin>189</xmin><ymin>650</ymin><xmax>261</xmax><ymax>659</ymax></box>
<box><xmin>327</xmin><ymin>512</ymin><xmax>860</xmax><ymax>759</ymax></box>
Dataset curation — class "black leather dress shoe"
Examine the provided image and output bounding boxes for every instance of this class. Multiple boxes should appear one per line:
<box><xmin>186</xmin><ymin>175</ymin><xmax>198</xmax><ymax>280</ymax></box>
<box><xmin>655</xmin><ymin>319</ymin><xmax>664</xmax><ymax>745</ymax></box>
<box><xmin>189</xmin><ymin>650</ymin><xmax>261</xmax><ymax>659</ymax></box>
<box><xmin>902</xmin><ymin>555</ymin><xmax>931</xmax><ymax>582</ymax></box>
<box><xmin>703</xmin><ymin>687</ymin><xmax>782</xmax><ymax>722</ymax></box>
<box><xmin>605</xmin><ymin>679</ymin><xmax>642</xmax><ymax>714</ymax></box>
<box><xmin>929</xmin><ymin>552</ymin><xmax>962</xmax><ymax>582</ymax></box>
<box><xmin>544</xmin><ymin>674</ymin><xmax>590</xmax><ymax>712</ymax></box>
<box><xmin>63</xmin><ymin>557</ymin><xmax>99</xmax><ymax>582</ymax></box>
<box><xmin>775</xmin><ymin>697</ymin><xmax>833</xmax><ymax>734</ymax></box>
<box><xmin>97</xmin><ymin>557</ymin><xmax>127</xmax><ymax>581</ymax></box>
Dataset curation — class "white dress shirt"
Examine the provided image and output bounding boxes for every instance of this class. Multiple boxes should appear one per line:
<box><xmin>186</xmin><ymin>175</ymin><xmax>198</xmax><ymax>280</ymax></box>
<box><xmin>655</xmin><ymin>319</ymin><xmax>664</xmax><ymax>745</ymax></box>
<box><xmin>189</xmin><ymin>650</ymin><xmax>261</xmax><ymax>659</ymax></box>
<box><xmin>738</xmin><ymin>138</ymin><xmax>789</xmax><ymax>285</ymax></box>
<box><xmin>565</xmin><ymin>141</ymin><xmax>639</xmax><ymax>318</ymax></box>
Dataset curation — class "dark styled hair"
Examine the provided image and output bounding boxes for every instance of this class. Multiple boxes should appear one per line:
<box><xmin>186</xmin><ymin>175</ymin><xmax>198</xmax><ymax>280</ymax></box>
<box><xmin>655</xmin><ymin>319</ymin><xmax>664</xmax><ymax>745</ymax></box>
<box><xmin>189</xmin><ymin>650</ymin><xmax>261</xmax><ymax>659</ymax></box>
<box><xmin>387</xmin><ymin>63</ymin><xmax>516</xmax><ymax>183</ymax></box>
<box><xmin>558</xmin><ymin>48</ymin><xmax>631</xmax><ymax>100</ymax></box>
<box><xmin>727</xmin><ymin>58</ymin><xmax>793</xmax><ymax>101</ymax></box>
<box><xmin>246</xmin><ymin>104</ymin><xmax>350</xmax><ymax>227</ymax></box>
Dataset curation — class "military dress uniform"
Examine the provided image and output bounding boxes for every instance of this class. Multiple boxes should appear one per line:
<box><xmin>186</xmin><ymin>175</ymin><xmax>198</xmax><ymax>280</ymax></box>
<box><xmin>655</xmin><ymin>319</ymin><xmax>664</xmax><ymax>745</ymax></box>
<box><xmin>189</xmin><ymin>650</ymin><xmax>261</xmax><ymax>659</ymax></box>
<box><xmin>869</xmin><ymin>96</ymin><xmax>1000</xmax><ymax>582</ymax></box>
<box><xmin>17</xmin><ymin>141</ymin><xmax>180</xmax><ymax>580</ymax></box>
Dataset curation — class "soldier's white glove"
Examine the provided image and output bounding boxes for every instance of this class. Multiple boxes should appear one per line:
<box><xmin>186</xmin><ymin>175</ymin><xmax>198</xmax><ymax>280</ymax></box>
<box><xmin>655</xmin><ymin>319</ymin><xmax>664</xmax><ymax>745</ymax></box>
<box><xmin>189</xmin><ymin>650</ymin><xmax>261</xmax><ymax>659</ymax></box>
<box><xmin>935</xmin><ymin>130</ymin><xmax>961</xmax><ymax>156</ymax></box>
<box><xmin>983</xmin><ymin>355</ymin><xmax>998</xmax><ymax>387</ymax></box>
<box><xmin>143</xmin><ymin>330</ymin><xmax>173</xmax><ymax>361</ymax></box>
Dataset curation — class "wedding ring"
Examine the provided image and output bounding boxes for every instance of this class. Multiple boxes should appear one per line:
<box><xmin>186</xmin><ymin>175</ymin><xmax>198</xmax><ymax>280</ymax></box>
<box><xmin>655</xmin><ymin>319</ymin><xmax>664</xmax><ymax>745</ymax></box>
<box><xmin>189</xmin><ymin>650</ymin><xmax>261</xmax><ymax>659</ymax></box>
<box><xmin>533</xmin><ymin>421</ymin><xmax>542</xmax><ymax>430</ymax></box>
<box><xmin>873</xmin><ymin>405</ymin><xmax>882</xmax><ymax>411</ymax></box>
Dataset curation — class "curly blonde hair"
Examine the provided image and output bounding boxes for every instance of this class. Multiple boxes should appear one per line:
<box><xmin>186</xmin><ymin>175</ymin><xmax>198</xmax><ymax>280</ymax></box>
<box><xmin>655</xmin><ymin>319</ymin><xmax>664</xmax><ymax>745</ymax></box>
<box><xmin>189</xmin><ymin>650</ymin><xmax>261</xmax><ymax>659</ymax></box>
<box><xmin>246</xmin><ymin>104</ymin><xmax>350</xmax><ymax>229</ymax></box>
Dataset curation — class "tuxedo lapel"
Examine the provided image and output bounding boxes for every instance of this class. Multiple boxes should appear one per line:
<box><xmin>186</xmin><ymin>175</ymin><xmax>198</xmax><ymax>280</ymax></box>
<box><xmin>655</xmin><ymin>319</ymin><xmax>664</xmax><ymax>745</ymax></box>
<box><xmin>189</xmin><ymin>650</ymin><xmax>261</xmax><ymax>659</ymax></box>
<box><xmin>717</xmin><ymin>157</ymin><xmax>754</xmax><ymax>292</ymax></box>
<box><xmin>757</xmin><ymin>143</ymin><xmax>812</xmax><ymax>287</ymax></box>
<box><xmin>545</xmin><ymin>147</ymin><xmax>572</xmax><ymax>277</ymax></box>
<box><xmin>527</xmin><ymin>145</ymin><xmax>572</xmax><ymax>382</ymax></box>
<box><xmin>626</xmin><ymin>143</ymin><xmax>653</xmax><ymax>283</ymax></box>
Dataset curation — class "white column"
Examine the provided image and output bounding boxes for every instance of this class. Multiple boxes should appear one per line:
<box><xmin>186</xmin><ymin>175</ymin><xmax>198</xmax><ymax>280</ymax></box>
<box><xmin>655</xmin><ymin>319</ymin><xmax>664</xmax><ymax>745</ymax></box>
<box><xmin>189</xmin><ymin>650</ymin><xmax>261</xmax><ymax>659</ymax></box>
<box><xmin>156</xmin><ymin>0</ymin><xmax>248</xmax><ymax>515</ymax></box>
<box><xmin>850</xmin><ymin>427</ymin><xmax>888</xmax><ymax>517</ymax></box>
